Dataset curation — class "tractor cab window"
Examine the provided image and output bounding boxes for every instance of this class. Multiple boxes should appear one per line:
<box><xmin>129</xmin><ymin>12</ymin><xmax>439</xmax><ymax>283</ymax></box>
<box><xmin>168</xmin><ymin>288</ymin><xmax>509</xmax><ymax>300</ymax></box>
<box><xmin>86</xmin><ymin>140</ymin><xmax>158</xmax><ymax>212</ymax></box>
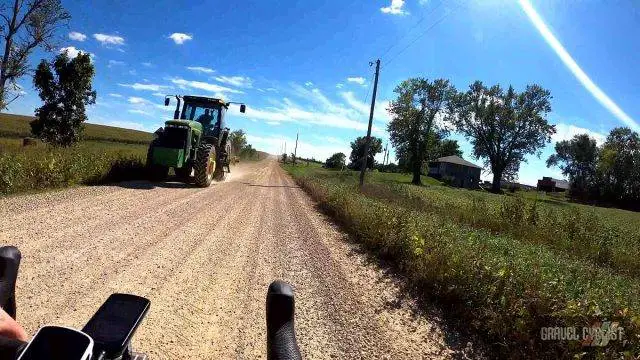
<box><xmin>181</xmin><ymin>104</ymin><xmax>220</xmax><ymax>130</ymax></box>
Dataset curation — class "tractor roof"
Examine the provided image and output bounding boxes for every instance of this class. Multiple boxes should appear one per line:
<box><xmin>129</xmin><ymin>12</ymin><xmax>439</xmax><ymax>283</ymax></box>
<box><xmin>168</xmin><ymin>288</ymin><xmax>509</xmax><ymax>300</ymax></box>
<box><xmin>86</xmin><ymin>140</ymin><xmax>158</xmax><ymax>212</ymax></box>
<box><xmin>182</xmin><ymin>95</ymin><xmax>228</xmax><ymax>108</ymax></box>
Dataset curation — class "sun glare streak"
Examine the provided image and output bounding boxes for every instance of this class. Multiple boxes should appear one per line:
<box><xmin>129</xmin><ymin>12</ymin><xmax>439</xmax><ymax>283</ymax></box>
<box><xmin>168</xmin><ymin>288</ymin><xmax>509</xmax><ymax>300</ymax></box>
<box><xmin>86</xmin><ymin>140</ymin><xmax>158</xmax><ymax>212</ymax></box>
<box><xmin>518</xmin><ymin>0</ymin><xmax>639</xmax><ymax>132</ymax></box>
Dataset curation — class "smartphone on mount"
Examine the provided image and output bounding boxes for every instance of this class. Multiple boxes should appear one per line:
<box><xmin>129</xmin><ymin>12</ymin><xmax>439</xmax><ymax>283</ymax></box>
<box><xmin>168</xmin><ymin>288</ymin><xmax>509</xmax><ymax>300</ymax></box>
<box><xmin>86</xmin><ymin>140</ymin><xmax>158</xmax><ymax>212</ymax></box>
<box><xmin>17</xmin><ymin>326</ymin><xmax>93</xmax><ymax>360</ymax></box>
<box><xmin>82</xmin><ymin>293</ymin><xmax>150</xmax><ymax>359</ymax></box>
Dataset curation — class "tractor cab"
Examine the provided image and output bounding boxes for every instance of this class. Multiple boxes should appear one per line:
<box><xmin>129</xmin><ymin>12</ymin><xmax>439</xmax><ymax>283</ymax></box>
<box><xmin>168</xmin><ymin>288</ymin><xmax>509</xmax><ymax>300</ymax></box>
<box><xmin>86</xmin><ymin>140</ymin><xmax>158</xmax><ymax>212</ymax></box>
<box><xmin>175</xmin><ymin>96</ymin><xmax>227</xmax><ymax>138</ymax></box>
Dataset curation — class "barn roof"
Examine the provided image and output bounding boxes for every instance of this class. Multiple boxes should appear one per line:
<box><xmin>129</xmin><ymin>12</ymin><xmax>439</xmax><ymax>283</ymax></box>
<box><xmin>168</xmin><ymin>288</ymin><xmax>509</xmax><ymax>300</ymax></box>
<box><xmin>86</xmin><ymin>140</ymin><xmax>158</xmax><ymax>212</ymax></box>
<box><xmin>432</xmin><ymin>155</ymin><xmax>482</xmax><ymax>169</ymax></box>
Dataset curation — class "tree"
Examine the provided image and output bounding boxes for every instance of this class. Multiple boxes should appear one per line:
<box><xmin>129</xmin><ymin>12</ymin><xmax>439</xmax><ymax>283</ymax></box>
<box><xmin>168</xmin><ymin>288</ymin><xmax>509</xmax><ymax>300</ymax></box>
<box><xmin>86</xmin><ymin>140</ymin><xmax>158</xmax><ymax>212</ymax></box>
<box><xmin>0</xmin><ymin>0</ymin><xmax>70</xmax><ymax>108</ymax></box>
<box><xmin>433</xmin><ymin>138</ymin><xmax>462</xmax><ymax>158</ymax></box>
<box><xmin>229</xmin><ymin>129</ymin><xmax>247</xmax><ymax>155</ymax></box>
<box><xmin>325</xmin><ymin>152</ymin><xmax>346</xmax><ymax>169</ymax></box>
<box><xmin>448</xmin><ymin>81</ymin><xmax>555</xmax><ymax>193</ymax></box>
<box><xmin>546</xmin><ymin>134</ymin><xmax>599</xmax><ymax>195</ymax></box>
<box><xmin>394</xmin><ymin>132</ymin><xmax>461</xmax><ymax>172</ymax></box>
<box><xmin>281</xmin><ymin>153</ymin><xmax>288</xmax><ymax>163</ymax></box>
<box><xmin>597</xmin><ymin>127</ymin><xmax>640</xmax><ymax>204</ymax></box>
<box><xmin>387</xmin><ymin>78</ymin><xmax>456</xmax><ymax>185</ymax></box>
<box><xmin>239</xmin><ymin>143</ymin><xmax>258</xmax><ymax>160</ymax></box>
<box><xmin>348</xmin><ymin>136</ymin><xmax>382</xmax><ymax>169</ymax></box>
<box><xmin>30</xmin><ymin>52</ymin><xmax>96</xmax><ymax>146</ymax></box>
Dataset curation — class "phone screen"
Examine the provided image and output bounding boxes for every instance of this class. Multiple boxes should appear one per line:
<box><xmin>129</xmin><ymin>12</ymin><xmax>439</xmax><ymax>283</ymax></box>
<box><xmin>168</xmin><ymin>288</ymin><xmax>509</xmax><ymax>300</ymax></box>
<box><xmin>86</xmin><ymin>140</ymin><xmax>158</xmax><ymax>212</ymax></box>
<box><xmin>82</xmin><ymin>293</ymin><xmax>150</xmax><ymax>356</ymax></box>
<box><xmin>19</xmin><ymin>326</ymin><xmax>92</xmax><ymax>360</ymax></box>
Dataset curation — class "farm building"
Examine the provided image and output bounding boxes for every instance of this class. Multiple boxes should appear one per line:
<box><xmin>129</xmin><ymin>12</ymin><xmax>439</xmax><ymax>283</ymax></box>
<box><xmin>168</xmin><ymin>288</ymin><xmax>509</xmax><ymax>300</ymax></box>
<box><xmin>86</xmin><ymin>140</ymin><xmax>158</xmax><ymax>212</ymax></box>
<box><xmin>428</xmin><ymin>155</ymin><xmax>482</xmax><ymax>189</ymax></box>
<box><xmin>537</xmin><ymin>177</ymin><xmax>570</xmax><ymax>192</ymax></box>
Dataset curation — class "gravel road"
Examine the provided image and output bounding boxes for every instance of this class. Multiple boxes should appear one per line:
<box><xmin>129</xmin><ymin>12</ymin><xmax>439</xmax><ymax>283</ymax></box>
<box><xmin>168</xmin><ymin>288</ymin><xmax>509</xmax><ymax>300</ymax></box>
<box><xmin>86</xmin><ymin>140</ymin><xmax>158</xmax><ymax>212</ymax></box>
<box><xmin>0</xmin><ymin>158</ymin><xmax>463</xmax><ymax>359</ymax></box>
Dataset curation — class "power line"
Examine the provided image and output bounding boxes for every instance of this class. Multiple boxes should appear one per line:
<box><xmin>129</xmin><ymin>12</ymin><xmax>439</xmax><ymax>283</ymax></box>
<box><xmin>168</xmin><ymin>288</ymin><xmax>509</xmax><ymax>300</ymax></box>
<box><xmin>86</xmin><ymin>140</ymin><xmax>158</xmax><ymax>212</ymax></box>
<box><xmin>379</xmin><ymin>0</ymin><xmax>445</xmax><ymax>60</ymax></box>
<box><xmin>361</xmin><ymin>68</ymin><xmax>375</xmax><ymax>108</ymax></box>
<box><xmin>382</xmin><ymin>2</ymin><xmax>463</xmax><ymax>69</ymax></box>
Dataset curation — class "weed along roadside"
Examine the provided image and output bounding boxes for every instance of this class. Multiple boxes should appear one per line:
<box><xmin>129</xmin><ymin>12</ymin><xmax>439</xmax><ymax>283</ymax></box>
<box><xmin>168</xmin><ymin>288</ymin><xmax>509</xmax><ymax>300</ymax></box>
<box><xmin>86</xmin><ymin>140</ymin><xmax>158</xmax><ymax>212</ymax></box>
<box><xmin>283</xmin><ymin>163</ymin><xmax>640</xmax><ymax>358</ymax></box>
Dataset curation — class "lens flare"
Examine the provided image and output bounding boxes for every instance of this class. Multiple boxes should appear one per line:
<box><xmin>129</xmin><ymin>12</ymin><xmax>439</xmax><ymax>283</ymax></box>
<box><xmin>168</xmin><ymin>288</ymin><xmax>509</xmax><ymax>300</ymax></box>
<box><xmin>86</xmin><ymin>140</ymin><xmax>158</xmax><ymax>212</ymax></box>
<box><xmin>519</xmin><ymin>0</ymin><xmax>639</xmax><ymax>132</ymax></box>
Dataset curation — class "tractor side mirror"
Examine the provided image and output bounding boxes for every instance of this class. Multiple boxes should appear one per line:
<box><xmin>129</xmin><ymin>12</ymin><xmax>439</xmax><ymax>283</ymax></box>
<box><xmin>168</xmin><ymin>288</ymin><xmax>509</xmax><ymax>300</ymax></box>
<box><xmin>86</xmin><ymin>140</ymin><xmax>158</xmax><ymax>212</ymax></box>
<box><xmin>164</xmin><ymin>97</ymin><xmax>170</xmax><ymax>106</ymax></box>
<box><xmin>240</xmin><ymin>104</ymin><xmax>246</xmax><ymax>113</ymax></box>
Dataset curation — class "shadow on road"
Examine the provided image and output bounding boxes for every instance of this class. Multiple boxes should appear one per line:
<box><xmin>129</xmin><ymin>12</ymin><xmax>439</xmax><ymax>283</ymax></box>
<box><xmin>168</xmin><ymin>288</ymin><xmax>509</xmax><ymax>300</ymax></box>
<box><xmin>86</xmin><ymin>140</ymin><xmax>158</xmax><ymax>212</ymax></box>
<box><xmin>114</xmin><ymin>180</ymin><xmax>198</xmax><ymax>190</ymax></box>
<box><xmin>239</xmin><ymin>182</ymin><xmax>299</xmax><ymax>189</ymax></box>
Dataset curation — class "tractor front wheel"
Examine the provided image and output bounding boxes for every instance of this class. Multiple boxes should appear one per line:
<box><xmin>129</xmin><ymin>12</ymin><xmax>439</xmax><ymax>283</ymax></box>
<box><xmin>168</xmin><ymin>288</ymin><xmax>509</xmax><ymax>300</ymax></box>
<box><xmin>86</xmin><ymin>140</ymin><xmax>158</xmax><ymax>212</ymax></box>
<box><xmin>213</xmin><ymin>143</ymin><xmax>226</xmax><ymax>181</ymax></box>
<box><xmin>194</xmin><ymin>143</ymin><xmax>217</xmax><ymax>187</ymax></box>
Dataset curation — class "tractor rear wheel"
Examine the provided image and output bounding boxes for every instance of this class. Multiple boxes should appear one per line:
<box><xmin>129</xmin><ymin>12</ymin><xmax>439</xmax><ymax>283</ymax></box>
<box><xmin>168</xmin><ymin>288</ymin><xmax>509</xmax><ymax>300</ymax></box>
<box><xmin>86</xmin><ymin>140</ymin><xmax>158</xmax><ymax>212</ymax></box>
<box><xmin>194</xmin><ymin>143</ymin><xmax>216</xmax><ymax>187</ymax></box>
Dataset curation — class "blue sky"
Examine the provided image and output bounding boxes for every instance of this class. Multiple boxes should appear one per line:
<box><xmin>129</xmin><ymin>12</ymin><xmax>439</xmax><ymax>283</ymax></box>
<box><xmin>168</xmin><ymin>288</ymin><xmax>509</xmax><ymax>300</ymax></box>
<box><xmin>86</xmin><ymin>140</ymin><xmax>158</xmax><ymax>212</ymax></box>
<box><xmin>8</xmin><ymin>0</ymin><xmax>640</xmax><ymax>185</ymax></box>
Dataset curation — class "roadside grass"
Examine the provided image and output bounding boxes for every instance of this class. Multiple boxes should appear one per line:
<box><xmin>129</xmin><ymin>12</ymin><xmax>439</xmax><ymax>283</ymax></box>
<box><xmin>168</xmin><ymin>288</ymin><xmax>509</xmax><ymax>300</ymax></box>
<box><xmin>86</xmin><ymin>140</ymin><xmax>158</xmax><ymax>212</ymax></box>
<box><xmin>0</xmin><ymin>113</ymin><xmax>152</xmax><ymax>144</ymax></box>
<box><xmin>284</xmin><ymin>164</ymin><xmax>640</xmax><ymax>358</ymax></box>
<box><xmin>0</xmin><ymin>137</ymin><xmax>147</xmax><ymax>195</ymax></box>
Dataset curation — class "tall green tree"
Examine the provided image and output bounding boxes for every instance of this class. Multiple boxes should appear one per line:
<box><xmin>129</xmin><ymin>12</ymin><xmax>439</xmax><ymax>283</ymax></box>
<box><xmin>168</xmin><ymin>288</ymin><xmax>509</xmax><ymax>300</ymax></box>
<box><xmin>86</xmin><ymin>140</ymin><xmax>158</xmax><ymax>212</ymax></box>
<box><xmin>597</xmin><ymin>127</ymin><xmax>640</xmax><ymax>204</ymax></box>
<box><xmin>546</xmin><ymin>134</ymin><xmax>599</xmax><ymax>195</ymax></box>
<box><xmin>348</xmin><ymin>136</ymin><xmax>382</xmax><ymax>169</ymax></box>
<box><xmin>229</xmin><ymin>129</ymin><xmax>247</xmax><ymax>155</ymax></box>
<box><xmin>325</xmin><ymin>152</ymin><xmax>346</xmax><ymax>169</ymax></box>
<box><xmin>387</xmin><ymin>78</ymin><xmax>456</xmax><ymax>185</ymax></box>
<box><xmin>0</xmin><ymin>0</ymin><xmax>70</xmax><ymax>108</ymax></box>
<box><xmin>394</xmin><ymin>132</ymin><xmax>462</xmax><ymax>172</ymax></box>
<box><xmin>448</xmin><ymin>81</ymin><xmax>555</xmax><ymax>193</ymax></box>
<box><xmin>30</xmin><ymin>51</ymin><xmax>96</xmax><ymax>146</ymax></box>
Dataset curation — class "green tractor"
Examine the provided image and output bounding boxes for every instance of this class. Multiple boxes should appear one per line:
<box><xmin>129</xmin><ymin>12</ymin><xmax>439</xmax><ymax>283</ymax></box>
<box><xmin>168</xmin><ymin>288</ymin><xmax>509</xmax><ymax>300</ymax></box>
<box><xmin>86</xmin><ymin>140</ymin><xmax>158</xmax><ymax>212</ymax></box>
<box><xmin>146</xmin><ymin>95</ymin><xmax>246</xmax><ymax>187</ymax></box>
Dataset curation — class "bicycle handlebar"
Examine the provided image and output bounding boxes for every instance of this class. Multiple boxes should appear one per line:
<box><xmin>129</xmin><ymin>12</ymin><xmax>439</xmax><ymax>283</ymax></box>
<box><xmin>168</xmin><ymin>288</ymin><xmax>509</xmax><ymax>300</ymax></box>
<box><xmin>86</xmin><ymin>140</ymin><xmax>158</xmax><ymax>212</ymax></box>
<box><xmin>0</xmin><ymin>246</ymin><xmax>303</xmax><ymax>360</ymax></box>
<box><xmin>266</xmin><ymin>281</ymin><xmax>302</xmax><ymax>360</ymax></box>
<box><xmin>0</xmin><ymin>246</ymin><xmax>20</xmax><ymax>320</ymax></box>
<box><xmin>0</xmin><ymin>247</ymin><xmax>26</xmax><ymax>360</ymax></box>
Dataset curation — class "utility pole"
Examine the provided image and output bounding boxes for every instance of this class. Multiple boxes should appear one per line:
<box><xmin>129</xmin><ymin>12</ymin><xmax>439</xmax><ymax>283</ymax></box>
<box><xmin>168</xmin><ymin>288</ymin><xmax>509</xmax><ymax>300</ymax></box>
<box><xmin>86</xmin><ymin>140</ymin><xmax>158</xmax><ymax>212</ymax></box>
<box><xmin>359</xmin><ymin>59</ymin><xmax>381</xmax><ymax>187</ymax></box>
<box><xmin>383</xmin><ymin>142</ymin><xmax>388</xmax><ymax>166</ymax></box>
<box><xmin>293</xmin><ymin>132</ymin><xmax>299</xmax><ymax>165</ymax></box>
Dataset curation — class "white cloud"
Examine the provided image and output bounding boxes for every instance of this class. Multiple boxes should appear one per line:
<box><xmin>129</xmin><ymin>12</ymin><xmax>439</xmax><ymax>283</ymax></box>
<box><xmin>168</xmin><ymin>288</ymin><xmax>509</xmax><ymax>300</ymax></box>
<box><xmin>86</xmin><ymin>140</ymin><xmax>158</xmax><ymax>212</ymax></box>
<box><xmin>187</xmin><ymin>66</ymin><xmax>215</xmax><ymax>74</ymax></box>
<box><xmin>214</xmin><ymin>75</ymin><xmax>253</xmax><ymax>88</ymax></box>
<box><xmin>93</xmin><ymin>33</ymin><xmax>125</xmax><ymax>46</ymax></box>
<box><xmin>128</xmin><ymin>97</ymin><xmax>151</xmax><ymax>105</ymax></box>
<box><xmin>128</xmin><ymin>109</ymin><xmax>152</xmax><ymax>116</ymax></box>
<box><xmin>168</xmin><ymin>33</ymin><xmax>192</xmax><ymax>45</ymax></box>
<box><xmin>68</xmin><ymin>32</ymin><xmax>87</xmax><ymax>41</ymax></box>
<box><xmin>241</xmin><ymin>84</ymin><xmax>382</xmax><ymax>134</ymax></box>
<box><xmin>141</xmin><ymin>62</ymin><xmax>153</xmax><ymax>67</ymax></box>
<box><xmin>266</xmin><ymin>121</ymin><xmax>280</xmax><ymax>126</ymax></box>
<box><xmin>118</xmin><ymin>83</ymin><xmax>168</xmax><ymax>92</ymax></box>
<box><xmin>519</xmin><ymin>0</ymin><xmax>639</xmax><ymax>132</ymax></box>
<box><xmin>381</xmin><ymin>0</ymin><xmax>409</xmax><ymax>15</ymax></box>
<box><xmin>170</xmin><ymin>78</ymin><xmax>243</xmax><ymax>95</ymax></box>
<box><xmin>341</xmin><ymin>91</ymin><xmax>369</xmax><ymax>114</ymax></box>
<box><xmin>108</xmin><ymin>93</ymin><xmax>123</xmax><ymax>98</ymax></box>
<box><xmin>305</xmin><ymin>81</ymin><xmax>314</xmax><ymax>87</ymax></box>
<box><xmin>336</xmin><ymin>83</ymin><xmax>344</xmax><ymax>89</ymax></box>
<box><xmin>347</xmin><ymin>77</ymin><xmax>366</xmax><ymax>85</ymax></box>
<box><xmin>341</xmin><ymin>91</ymin><xmax>392</xmax><ymax>123</ymax></box>
<box><xmin>552</xmin><ymin>123</ymin><xmax>606</xmax><ymax>145</ymax></box>
<box><xmin>59</xmin><ymin>46</ymin><xmax>93</xmax><ymax>59</ymax></box>
<box><xmin>108</xmin><ymin>60</ymin><xmax>125</xmax><ymax>67</ymax></box>
<box><xmin>152</xmin><ymin>92</ymin><xmax>166</xmax><ymax>97</ymax></box>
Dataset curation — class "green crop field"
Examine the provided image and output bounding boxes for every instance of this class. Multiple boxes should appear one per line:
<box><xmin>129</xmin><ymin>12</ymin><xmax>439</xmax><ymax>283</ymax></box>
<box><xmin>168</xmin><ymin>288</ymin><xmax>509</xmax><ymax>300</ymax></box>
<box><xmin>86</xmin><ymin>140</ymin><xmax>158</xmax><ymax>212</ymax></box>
<box><xmin>284</xmin><ymin>164</ymin><xmax>640</xmax><ymax>358</ymax></box>
<box><xmin>0</xmin><ymin>113</ymin><xmax>151</xmax><ymax>195</ymax></box>
<box><xmin>0</xmin><ymin>113</ymin><xmax>152</xmax><ymax>144</ymax></box>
